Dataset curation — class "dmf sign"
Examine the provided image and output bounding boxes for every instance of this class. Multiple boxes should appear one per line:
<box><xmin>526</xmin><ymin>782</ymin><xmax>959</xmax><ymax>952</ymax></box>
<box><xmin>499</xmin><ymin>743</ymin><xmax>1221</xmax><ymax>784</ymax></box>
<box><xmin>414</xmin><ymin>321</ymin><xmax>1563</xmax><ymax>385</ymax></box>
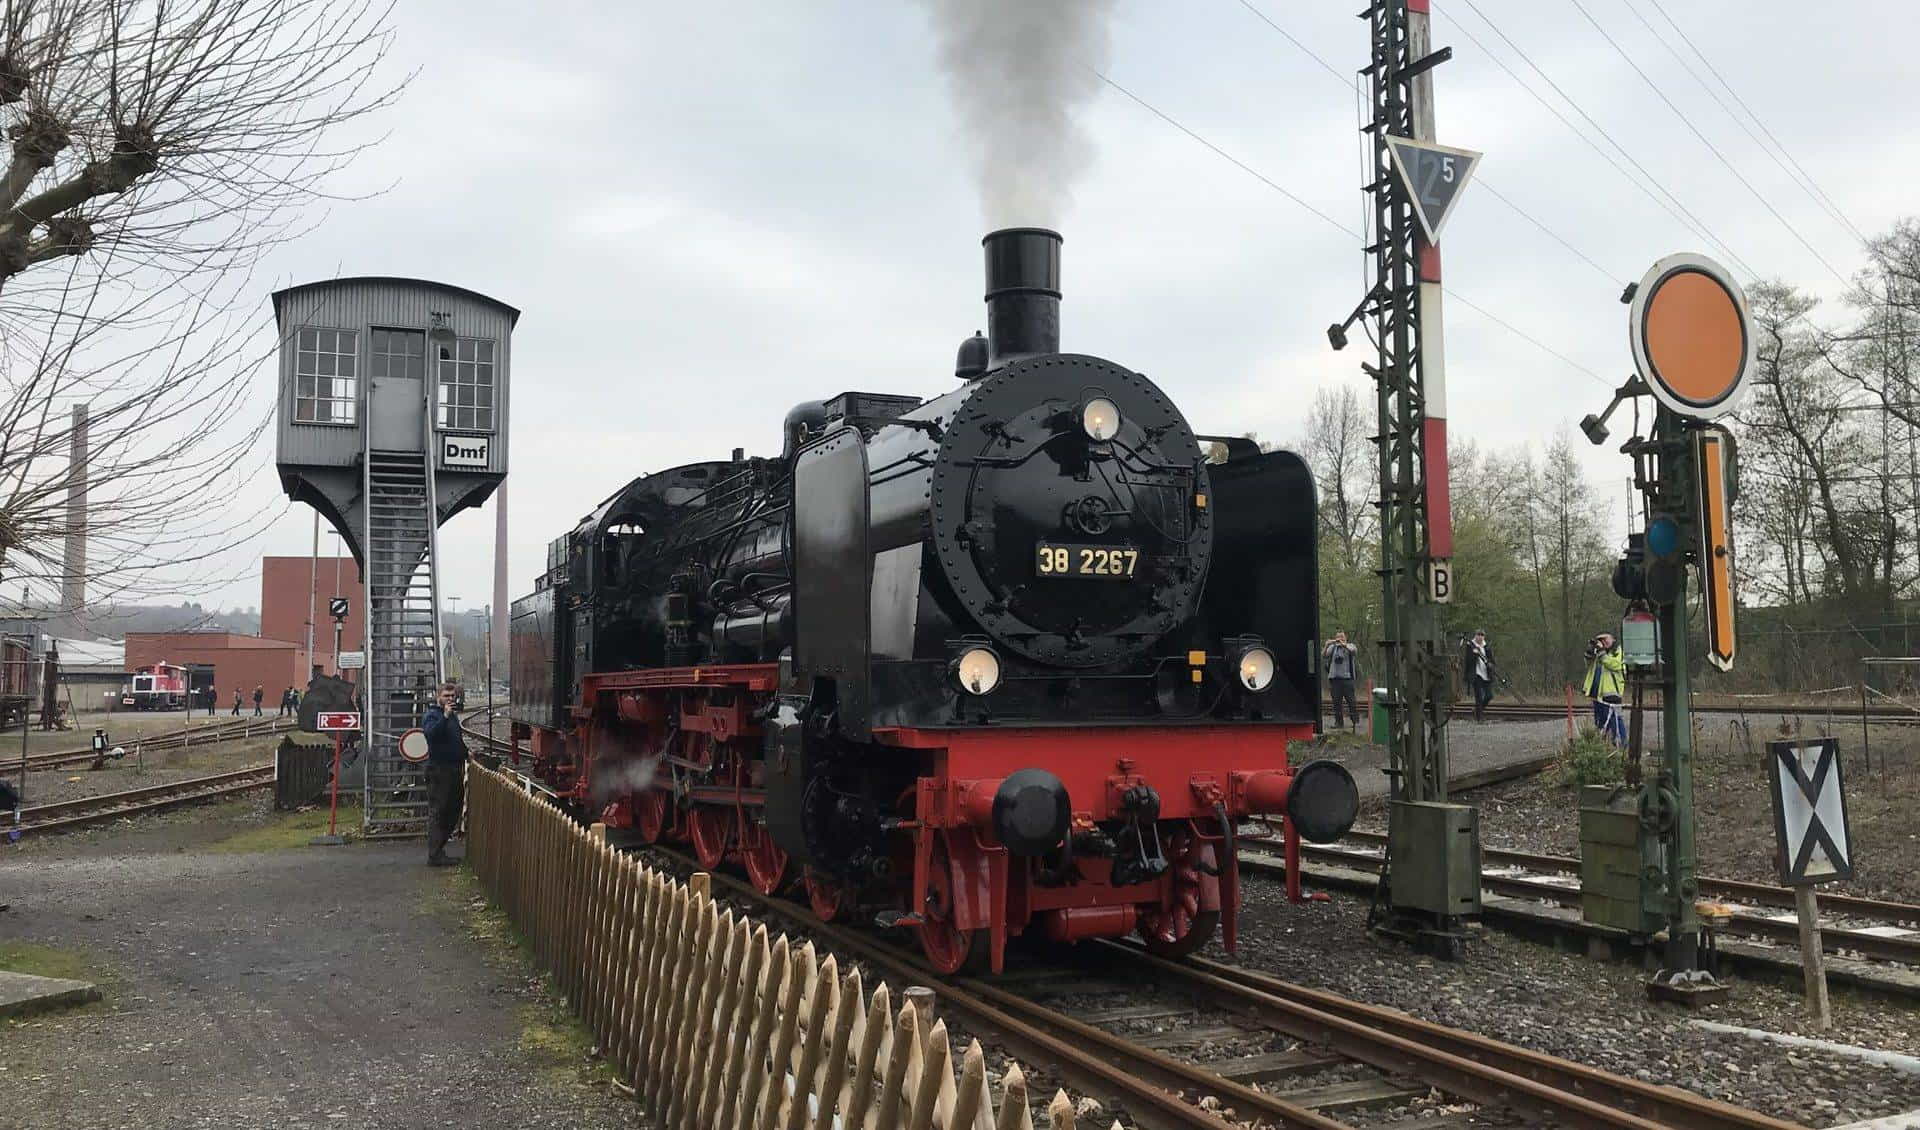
<box><xmin>441</xmin><ymin>434</ymin><xmax>490</xmax><ymax>468</ymax></box>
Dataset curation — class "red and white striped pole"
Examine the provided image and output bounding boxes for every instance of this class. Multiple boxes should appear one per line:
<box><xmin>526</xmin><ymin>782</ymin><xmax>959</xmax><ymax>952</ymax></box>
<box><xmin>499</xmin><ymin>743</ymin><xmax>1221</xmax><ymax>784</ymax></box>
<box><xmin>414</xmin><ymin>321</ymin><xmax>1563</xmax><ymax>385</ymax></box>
<box><xmin>1407</xmin><ymin>0</ymin><xmax>1455</xmax><ymax>574</ymax></box>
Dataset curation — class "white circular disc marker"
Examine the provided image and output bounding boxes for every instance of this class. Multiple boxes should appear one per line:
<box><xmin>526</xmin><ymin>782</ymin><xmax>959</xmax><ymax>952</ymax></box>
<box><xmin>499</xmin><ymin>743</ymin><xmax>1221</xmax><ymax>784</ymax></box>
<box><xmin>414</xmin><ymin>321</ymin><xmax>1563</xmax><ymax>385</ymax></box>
<box><xmin>398</xmin><ymin>727</ymin><xmax>430</xmax><ymax>763</ymax></box>
<box><xmin>1628</xmin><ymin>252</ymin><xmax>1754</xmax><ymax>421</ymax></box>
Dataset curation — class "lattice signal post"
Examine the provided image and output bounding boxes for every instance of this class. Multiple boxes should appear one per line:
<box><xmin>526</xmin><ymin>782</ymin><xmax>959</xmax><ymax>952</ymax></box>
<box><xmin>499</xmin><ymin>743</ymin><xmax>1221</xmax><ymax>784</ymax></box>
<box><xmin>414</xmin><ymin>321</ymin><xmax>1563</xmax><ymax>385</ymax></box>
<box><xmin>1328</xmin><ymin>0</ymin><xmax>1483</xmax><ymax>954</ymax></box>
<box><xmin>1583</xmin><ymin>253</ymin><xmax>1751</xmax><ymax>1003</ymax></box>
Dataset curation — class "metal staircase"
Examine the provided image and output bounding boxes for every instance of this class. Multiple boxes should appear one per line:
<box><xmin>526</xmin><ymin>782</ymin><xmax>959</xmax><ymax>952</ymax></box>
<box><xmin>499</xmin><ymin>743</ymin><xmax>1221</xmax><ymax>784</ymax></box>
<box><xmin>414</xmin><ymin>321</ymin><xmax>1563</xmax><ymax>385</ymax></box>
<box><xmin>360</xmin><ymin>447</ymin><xmax>445</xmax><ymax>836</ymax></box>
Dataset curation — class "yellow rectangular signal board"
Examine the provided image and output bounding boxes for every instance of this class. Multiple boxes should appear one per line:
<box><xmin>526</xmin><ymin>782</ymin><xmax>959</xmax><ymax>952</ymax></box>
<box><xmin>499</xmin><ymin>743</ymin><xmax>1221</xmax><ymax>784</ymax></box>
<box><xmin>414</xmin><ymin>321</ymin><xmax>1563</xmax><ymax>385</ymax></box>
<box><xmin>1696</xmin><ymin>429</ymin><xmax>1736</xmax><ymax>671</ymax></box>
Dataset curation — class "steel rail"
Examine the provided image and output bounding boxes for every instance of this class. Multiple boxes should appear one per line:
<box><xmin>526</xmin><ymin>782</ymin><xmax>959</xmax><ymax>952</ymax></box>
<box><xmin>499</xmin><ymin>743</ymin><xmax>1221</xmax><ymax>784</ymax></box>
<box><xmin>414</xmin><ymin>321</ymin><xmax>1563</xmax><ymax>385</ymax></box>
<box><xmin>17</xmin><ymin>765</ymin><xmax>275</xmax><ymax>833</ymax></box>
<box><xmin>1317</xmin><ymin>830</ymin><xmax>1920</xmax><ymax>926</ymax></box>
<box><xmin>695</xmin><ymin>853</ymin><xmax>1785</xmax><ymax>1130</ymax></box>
<box><xmin>1255</xmin><ymin>846</ymin><xmax>1920</xmax><ymax>969</ymax></box>
<box><xmin>643</xmin><ymin>822</ymin><xmax>1791</xmax><ymax>1129</ymax></box>
<box><xmin>18</xmin><ymin>717</ymin><xmax>297</xmax><ymax>771</ymax></box>
<box><xmin>1097</xmin><ymin>943</ymin><xmax>1797</xmax><ymax>1130</ymax></box>
<box><xmin>688</xmin><ymin>863</ymin><xmax>1303</xmax><ymax>1130</ymax></box>
<box><xmin>1449</xmin><ymin>701</ymin><xmax>1919</xmax><ymax>723</ymax></box>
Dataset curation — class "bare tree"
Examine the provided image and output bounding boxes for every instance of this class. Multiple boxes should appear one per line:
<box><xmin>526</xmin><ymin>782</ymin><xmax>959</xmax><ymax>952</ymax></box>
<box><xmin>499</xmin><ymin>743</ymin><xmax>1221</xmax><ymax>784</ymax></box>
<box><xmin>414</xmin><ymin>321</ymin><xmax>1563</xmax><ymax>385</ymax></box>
<box><xmin>0</xmin><ymin>0</ymin><xmax>399</xmax><ymax>619</ymax></box>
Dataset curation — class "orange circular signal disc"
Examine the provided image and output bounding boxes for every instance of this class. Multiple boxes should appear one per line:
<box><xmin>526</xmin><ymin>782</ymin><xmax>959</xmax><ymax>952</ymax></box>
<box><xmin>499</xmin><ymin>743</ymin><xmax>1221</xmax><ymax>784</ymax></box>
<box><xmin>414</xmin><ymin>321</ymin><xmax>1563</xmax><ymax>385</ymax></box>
<box><xmin>1642</xmin><ymin>269</ymin><xmax>1745</xmax><ymax>406</ymax></box>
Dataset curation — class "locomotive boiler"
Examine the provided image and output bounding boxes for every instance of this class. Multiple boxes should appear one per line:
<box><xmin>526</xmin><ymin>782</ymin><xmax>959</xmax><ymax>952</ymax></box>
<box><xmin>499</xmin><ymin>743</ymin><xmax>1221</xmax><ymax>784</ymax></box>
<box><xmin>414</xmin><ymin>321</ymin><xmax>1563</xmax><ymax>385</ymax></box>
<box><xmin>510</xmin><ymin>228</ymin><xmax>1357</xmax><ymax>972</ymax></box>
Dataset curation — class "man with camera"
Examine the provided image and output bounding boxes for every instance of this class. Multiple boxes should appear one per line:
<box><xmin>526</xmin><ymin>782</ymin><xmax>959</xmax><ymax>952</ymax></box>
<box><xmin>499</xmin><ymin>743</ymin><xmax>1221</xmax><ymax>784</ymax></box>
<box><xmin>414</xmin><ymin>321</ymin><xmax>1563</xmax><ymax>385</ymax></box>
<box><xmin>1323</xmin><ymin>630</ymin><xmax>1361</xmax><ymax>732</ymax></box>
<box><xmin>1583</xmin><ymin>632</ymin><xmax>1627</xmax><ymax>746</ymax></box>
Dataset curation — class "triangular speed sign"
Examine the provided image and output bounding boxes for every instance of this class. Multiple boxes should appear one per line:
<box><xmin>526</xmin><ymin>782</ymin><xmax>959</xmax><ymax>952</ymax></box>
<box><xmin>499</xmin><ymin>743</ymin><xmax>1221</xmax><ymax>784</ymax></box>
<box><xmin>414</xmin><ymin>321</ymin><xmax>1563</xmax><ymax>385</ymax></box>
<box><xmin>1384</xmin><ymin>136</ymin><xmax>1483</xmax><ymax>243</ymax></box>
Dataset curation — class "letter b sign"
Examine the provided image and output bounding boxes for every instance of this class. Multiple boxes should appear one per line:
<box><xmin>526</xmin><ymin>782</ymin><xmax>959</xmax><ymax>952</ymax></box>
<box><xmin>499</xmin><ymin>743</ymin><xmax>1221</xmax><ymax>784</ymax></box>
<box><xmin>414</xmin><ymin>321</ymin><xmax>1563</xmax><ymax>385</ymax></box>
<box><xmin>1428</xmin><ymin>560</ymin><xmax>1453</xmax><ymax>604</ymax></box>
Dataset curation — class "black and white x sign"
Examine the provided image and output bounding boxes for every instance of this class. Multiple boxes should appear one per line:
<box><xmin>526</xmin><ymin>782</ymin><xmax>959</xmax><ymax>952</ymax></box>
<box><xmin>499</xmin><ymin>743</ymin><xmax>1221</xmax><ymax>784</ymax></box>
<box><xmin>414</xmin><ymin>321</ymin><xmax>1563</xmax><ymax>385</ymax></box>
<box><xmin>1765</xmin><ymin>738</ymin><xmax>1854</xmax><ymax>886</ymax></box>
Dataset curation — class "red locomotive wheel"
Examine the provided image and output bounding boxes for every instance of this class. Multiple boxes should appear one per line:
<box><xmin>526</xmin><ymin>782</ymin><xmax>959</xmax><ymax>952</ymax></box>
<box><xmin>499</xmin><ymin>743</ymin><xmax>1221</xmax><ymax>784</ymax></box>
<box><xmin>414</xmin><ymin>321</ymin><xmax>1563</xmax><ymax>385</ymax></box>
<box><xmin>1138</xmin><ymin>824</ymin><xmax>1221</xmax><ymax>959</ymax></box>
<box><xmin>917</xmin><ymin>835</ymin><xmax>988</xmax><ymax>976</ymax></box>
<box><xmin>738</xmin><ymin>818</ymin><xmax>790</xmax><ymax>896</ymax></box>
<box><xmin>636</xmin><ymin>789</ymin><xmax>669</xmax><ymax>845</ymax></box>
<box><xmin>687</xmin><ymin>804</ymin><xmax>730</xmax><ymax>871</ymax></box>
<box><xmin>804</xmin><ymin>867</ymin><xmax>850</xmax><ymax>923</ymax></box>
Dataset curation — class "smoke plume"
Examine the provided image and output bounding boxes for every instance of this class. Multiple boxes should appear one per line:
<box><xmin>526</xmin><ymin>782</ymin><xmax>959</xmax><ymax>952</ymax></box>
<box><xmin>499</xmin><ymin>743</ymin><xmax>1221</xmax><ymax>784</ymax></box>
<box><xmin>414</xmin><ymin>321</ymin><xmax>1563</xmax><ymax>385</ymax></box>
<box><xmin>920</xmin><ymin>0</ymin><xmax>1117</xmax><ymax>228</ymax></box>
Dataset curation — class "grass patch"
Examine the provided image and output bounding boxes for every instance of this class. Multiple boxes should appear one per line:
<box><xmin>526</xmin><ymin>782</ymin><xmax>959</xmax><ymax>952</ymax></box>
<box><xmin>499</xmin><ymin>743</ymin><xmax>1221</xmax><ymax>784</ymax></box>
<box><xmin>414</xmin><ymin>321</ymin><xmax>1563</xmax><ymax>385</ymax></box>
<box><xmin>427</xmin><ymin>867</ymin><xmax>615</xmax><ymax>1090</ymax></box>
<box><xmin>205</xmin><ymin>806</ymin><xmax>350</xmax><ymax>854</ymax></box>
<box><xmin>0</xmin><ymin>940</ymin><xmax>105</xmax><ymax>985</ymax></box>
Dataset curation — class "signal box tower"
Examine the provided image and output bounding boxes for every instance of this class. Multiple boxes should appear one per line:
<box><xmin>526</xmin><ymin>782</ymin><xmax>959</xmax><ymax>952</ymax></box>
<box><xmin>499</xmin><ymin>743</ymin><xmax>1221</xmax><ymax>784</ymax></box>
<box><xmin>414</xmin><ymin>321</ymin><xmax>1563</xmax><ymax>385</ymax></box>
<box><xmin>1329</xmin><ymin>0</ymin><xmax>1484</xmax><ymax>955</ymax></box>
<box><xmin>273</xmin><ymin>278</ymin><xmax>516</xmax><ymax>836</ymax></box>
<box><xmin>1581</xmin><ymin>253</ymin><xmax>1748</xmax><ymax>1001</ymax></box>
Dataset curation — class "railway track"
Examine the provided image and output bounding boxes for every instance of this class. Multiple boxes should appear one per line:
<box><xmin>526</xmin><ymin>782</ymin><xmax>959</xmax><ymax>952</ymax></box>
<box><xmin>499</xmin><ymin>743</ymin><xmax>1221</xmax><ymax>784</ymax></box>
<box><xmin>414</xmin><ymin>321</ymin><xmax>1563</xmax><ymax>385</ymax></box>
<box><xmin>11</xmin><ymin>716</ymin><xmax>296</xmax><ymax>773</ymax></box>
<box><xmin>514</xmin><ymin>750</ymin><xmax>1797</xmax><ymax>1130</ymax></box>
<box><xmin>661</xmin><ymin>851</ymin><xmax>1802</xmax><ymax>1130</ymax></box>
<box><xmin>12</xmin><ymin>764</ymin><xmax>276</xmax><ymax>835</ymax></box>
<box><xmin>1251</xmin><ymin>829</ymin><xmax>1920</xmax><ymax>968</ymax></box>
<box><xmin>1451</xmin><ymin>700</ymin><xmax>1917</xmax><ymax>724</ymax></box>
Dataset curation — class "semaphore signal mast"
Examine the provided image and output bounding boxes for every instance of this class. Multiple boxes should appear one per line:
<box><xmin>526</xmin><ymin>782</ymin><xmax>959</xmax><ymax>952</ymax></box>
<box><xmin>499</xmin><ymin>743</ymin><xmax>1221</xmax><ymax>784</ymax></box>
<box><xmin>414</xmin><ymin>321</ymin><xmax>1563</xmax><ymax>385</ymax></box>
<box><xmin>1328</xmin><ymin>0</ymin><xmax>1483</xmax><ymax>956</ymax></box>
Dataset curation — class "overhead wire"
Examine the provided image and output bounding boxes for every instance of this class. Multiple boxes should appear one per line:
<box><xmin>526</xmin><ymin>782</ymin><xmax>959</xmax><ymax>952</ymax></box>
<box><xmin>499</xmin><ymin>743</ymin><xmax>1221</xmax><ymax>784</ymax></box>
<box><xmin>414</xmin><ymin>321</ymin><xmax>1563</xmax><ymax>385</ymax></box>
<box><xmin>1233</xmin><ymin>0</ymin><xmax>1625</xmax><ymax>288</ymax></box>
<box><xmin>1438</xmin><ymin>0</ymin><xmax>1761</xmax><ymax>280</ymax></box>
<box><xmin>1090</xmin><ymin>67</ymin><xmax>1611</xmax><ymax>387</ymax></box>
<box><xmin>1568</xmin><ymin>1</ymin><xmax>1852</xmax><ymax>286</ymax></box>
<box><xmin>1628</xmin><ymin>0</ymin><xmax>1866</xmax><ymax>245</ymax></box>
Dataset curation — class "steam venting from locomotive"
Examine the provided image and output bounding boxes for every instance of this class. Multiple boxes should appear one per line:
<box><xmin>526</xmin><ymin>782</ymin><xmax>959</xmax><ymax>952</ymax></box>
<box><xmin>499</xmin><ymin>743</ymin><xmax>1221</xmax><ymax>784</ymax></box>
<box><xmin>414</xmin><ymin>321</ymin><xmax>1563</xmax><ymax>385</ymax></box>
<box><xmin>919</xmin><ymin>0</ymin><xmax>1116</xmax><ymax>227</ymax></box>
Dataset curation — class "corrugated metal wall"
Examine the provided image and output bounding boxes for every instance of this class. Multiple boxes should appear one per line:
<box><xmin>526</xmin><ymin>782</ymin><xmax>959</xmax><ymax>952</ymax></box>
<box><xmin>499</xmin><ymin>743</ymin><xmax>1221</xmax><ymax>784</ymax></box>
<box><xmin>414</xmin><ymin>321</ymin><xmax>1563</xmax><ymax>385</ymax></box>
<box><xmin>273</xmin><ymin>278</ymin><xmax>514</xmax><ymax>476</ymax></box>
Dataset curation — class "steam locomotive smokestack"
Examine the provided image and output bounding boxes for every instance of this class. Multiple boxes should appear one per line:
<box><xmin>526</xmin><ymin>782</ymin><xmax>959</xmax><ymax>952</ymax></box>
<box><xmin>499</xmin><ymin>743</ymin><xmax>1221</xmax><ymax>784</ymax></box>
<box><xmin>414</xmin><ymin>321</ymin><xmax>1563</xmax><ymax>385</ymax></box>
<box><xmin>982</xmin><ymin>227</ymin><xmax>1061</xmax><ymax>366</ymax></box>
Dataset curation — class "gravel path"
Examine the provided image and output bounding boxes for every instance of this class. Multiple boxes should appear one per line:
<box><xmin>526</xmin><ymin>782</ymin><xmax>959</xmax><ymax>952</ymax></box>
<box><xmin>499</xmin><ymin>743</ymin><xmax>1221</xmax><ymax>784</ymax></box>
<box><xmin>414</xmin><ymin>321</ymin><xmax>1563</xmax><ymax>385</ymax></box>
<box><xmin>1302</xmin><ymin>717</ymin><xmax>1570</xmax><ymax>800</ymax></box>
<box><xmin>0</xmin><ymin>803</ymin><xmax>644</xmax><ymax>1129</ymax></box>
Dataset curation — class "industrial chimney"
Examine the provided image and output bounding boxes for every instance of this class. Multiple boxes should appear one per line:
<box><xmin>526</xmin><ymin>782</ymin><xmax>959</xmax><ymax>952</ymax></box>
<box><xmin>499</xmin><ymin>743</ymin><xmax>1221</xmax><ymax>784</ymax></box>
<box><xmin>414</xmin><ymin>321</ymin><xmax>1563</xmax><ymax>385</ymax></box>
<box><xmin>61</xmin><ymin>404</ymin><xmax>87</xmax><ymax>616</ymax></box>
<box><xmin>981</xmin><ymin>227</ymin><xmax>1061</xmax><ymax>367</ymax></box>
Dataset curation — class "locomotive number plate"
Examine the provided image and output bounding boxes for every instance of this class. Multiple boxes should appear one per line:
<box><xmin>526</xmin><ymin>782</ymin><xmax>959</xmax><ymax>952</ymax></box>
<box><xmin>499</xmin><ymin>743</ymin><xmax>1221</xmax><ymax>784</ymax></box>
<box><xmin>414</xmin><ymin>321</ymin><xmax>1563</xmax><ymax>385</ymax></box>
<box><xmin>1035</xmin><ymin>542</ymin><xmax>1139</xmax><ymax>580</ymax></box>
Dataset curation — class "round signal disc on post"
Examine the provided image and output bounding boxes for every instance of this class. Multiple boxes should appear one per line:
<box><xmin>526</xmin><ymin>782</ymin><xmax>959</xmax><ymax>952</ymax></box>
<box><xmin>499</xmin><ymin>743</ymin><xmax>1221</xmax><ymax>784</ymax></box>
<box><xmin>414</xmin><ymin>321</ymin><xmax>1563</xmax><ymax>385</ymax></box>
<box><xmin>398</xmin><ymin>727</ymin><xmax>429</xmax><ymax>763</ymax></box>
<box><xmin>1629</xmin><ymin>253</ymin><xmax>1754</xmax><ymax>420</ymax></box>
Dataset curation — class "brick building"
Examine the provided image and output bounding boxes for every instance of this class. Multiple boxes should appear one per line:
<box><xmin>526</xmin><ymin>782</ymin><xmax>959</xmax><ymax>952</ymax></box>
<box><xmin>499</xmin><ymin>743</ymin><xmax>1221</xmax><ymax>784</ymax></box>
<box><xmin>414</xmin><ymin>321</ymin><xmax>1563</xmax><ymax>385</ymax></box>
<box><xmin>260</xmin><ymin>555</ymin><xmax>365</xmax><ymax>660</ymax></box>
<box><xmin>124</xmin><ymin>631</ymin><xmax>310</xmax><ymax>710</ymax></box>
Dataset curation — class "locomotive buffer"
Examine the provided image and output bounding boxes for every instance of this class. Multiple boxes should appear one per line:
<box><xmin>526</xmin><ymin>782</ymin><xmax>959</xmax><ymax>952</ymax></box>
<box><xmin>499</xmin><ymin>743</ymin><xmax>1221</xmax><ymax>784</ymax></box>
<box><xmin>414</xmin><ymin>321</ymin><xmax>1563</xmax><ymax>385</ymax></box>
<box><xmin>1329</xmin><ymin>0</ymin><xmax>1483</xmax><ymax>955</ymax></box>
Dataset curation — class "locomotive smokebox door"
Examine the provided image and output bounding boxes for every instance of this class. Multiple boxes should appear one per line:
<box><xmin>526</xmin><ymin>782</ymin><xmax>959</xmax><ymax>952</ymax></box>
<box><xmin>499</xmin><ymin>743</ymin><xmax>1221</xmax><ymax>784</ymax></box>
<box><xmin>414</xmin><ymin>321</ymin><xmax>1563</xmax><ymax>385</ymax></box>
<box><xmin>793</xmin><ymin>425</ymin><xmax>873</xmax><ymax>738</ymax></box>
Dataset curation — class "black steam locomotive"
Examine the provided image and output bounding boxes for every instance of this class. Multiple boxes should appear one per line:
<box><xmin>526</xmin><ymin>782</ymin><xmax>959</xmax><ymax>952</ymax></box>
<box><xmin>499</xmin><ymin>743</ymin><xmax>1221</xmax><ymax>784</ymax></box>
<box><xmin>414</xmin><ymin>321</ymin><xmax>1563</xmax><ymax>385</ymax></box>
<box><xmin>510</xmin><ymin>228</ymin><xmax>1356</xmax><ymax>972</ymax></box>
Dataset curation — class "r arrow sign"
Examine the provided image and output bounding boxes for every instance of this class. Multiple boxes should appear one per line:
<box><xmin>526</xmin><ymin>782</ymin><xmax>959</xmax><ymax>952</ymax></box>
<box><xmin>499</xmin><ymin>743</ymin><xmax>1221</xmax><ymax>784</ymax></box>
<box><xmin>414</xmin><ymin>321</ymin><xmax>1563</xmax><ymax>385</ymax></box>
<box><xmin>1384</xmin><ymin>135</ymin><xmax>1483</xmax><ymax>243</ymax></box>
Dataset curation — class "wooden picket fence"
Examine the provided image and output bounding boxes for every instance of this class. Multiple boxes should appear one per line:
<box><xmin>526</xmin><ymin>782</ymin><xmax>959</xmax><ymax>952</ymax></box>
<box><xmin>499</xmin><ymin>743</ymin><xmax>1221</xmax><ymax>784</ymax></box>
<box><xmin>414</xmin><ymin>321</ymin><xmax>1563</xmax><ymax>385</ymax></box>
<box><xmin>467</xmin><ymin>766</ymin><xmax>1122</xmax><ymax>1129</ymax></box>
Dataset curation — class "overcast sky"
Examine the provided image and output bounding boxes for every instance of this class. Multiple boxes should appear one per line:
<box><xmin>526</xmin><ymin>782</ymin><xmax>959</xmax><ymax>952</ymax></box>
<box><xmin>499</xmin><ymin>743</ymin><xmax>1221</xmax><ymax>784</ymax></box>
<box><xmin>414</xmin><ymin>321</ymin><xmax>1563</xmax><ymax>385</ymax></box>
<box><xmin>215</xmin><ymin>0</ymin><xmax>1913</xmax><ymax>627</ymax></box>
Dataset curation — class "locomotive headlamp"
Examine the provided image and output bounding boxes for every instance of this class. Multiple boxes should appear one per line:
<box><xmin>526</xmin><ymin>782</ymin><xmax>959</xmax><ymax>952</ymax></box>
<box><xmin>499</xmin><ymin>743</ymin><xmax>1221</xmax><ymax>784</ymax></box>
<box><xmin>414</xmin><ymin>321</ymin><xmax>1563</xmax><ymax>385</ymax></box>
<box><xmin>953</xmin><ymin>646</ymin><xmax>1003</xmax><ymax>695</ymax></box>
<box><xmin>1080</xmin><ymin>397</ymin><xmax>1121</xmax><ymax>442</ymax></box>
<box><xmin>1231</xmin><ymin>643</ymin><xmax>1276</xmax><ymax>692</ymax></box>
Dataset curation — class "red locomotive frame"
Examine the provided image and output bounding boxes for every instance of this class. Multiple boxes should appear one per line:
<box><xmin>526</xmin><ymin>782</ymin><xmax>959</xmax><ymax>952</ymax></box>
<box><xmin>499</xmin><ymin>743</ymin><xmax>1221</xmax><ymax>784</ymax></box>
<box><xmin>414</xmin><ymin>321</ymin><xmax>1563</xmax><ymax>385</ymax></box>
<box><xmin>511</xmin><ymin>660</ymin><xmax>1311</xmax><ymax>973</ymax></box>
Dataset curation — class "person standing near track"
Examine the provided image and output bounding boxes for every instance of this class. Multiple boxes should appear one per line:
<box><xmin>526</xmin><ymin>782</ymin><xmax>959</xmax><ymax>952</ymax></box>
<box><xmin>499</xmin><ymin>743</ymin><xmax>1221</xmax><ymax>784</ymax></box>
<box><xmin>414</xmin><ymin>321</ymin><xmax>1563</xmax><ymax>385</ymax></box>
<box><xmin>1583</xmin><ymin>632</ymin><xmax>1627</xmax><ymax>746</ymax></box>
<box><xmin>252</xmin><ymin>684</ymin><xmax>264</xmax><ymax>716</ymax></box>
<box><xmin>231</xmin><ymin>687</ymin><xmax>242</xmax><ymax>716</ymax></box>
<box><xmin>420</xmin><ymin>682</ymin><xmax>468</xmax><ymax>867</ymax></box>
<box><xmin>1322</xmin><ymin>630</ymin><xmax>1361</xmax><ymax>732</ymax></box>
<box><xmin>1461</xmin><ymin>629</ymin><xmax>1496</xmax><ymax>723</ymax></box>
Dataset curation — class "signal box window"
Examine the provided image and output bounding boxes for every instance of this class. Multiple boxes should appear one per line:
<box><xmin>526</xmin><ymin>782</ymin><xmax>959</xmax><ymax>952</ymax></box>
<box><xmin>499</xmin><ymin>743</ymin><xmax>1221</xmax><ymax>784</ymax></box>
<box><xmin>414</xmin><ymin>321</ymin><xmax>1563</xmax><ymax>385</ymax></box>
<box><xmin>293</xmin><ymin>328</ymin><xmax>359</xmax><ymax>424</ymax></box>
<box><xmin>436</xmin><ymin>338</ymin><xmax>496</xmax><ymax>432</ymax></box>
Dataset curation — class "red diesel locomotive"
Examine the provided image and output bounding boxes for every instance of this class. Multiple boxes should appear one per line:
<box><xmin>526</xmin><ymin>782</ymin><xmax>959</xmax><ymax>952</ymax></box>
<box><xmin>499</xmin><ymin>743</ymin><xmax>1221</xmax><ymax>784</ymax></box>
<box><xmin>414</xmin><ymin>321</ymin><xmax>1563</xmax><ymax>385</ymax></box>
<box><xmin>508</xmin><ymin>229</ymin><xmax>1357</xmax><ymax>972</ymax></box>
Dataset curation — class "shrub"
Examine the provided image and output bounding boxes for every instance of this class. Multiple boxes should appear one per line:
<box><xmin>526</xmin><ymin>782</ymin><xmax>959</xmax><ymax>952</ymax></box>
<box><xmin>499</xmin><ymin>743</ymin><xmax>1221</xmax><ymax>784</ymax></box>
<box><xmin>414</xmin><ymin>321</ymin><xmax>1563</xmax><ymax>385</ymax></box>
<box><xmin>1557</xmin><ymin>727</ymin><xmax>1625</xmax><ymax>787</ymax></box>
